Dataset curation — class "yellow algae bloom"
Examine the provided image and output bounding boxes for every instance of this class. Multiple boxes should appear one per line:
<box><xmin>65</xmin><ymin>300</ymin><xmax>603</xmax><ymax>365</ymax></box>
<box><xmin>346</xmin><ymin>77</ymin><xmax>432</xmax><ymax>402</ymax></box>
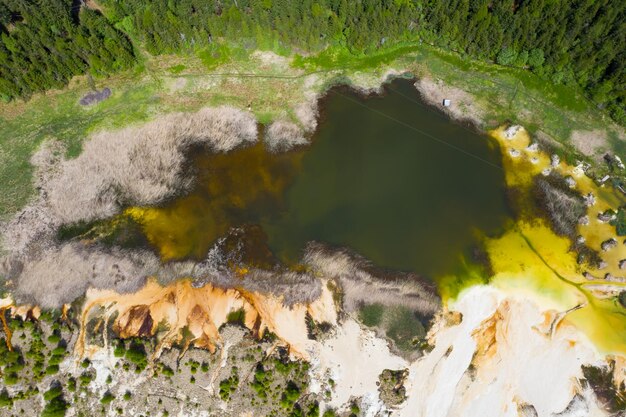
<box><xmin>466</xmin><ymin>125</ymin><xmax>626</xmax><ymax>355</ymax></box>
<box><xmin>125</xmin><ymin>143</ymin><xmax>305</xmax><ymax>262</ymax></box>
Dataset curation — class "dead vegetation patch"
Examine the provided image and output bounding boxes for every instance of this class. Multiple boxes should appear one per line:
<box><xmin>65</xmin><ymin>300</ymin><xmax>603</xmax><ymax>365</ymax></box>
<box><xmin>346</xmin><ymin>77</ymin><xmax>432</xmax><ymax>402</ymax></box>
<box><xmin>44</xmin><ymin>106</ymin><xmax>257</xmax><ymax>223</ymax></box>
<box><xmin>264</xmin><ymin>120</ymin><xmax>309</xmax><ymax>152</ymax></box>
<box><xmin>570</xmin><ymin>130</ymin><xmax>608</xmax><ymax>158</ymax></box>
<box><xmin>303</xmin><ymin>243</ymin><xmax>441</xmax><ymax>317</ymax></box>
<box><xmin>533</xmin><ymin>174</ymin><xmax>586</xmax><ymax>238</ymax></box>
<box><xmin>413</xmin><ymin>77</ymin><xmax>485</xmax><ymax>128</ymax></box>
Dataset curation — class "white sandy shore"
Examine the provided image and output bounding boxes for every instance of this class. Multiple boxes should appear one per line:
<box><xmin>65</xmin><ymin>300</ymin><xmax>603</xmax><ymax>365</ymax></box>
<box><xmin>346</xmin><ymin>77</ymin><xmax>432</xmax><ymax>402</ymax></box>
<box><xmin>310</xmin><ymin>286</ymin><xmax>612</xmax><ymax>417</ymax></box>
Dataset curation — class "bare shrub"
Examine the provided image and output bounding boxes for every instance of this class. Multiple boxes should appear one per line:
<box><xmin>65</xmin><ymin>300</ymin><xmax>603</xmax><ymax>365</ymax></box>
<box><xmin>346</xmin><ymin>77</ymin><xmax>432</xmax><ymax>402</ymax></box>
<box><xmin>534</xmin><ymin>176</ymin><xmax>586</xmax><ymax>237</ymax></box>
<box><xmin>264</xmin><ymin>120</ymin><xmax>309</xmax><ymax>152</ymax></box>
<box><xmin>45</xmin><ymin>106</ymin><xmax>257</xmax><ymax>223</ymax></box>
<box><xmin>2</xmin><ymin>106</ymin><xmax>259</xmax><ymax>307</ymax></box>
<box><xmin>303</xmin><ymin>243</ymin><xmax>441</xmax><ymax>316</ymax></box>
<box><xmin>294</xmin><ymin>95</ymin><xmax>319</xmax><ymax>133</ymax></box>
<box><xmin>240</xmin><ymin>269</ymin><xmax>321</xmax><ymax>305</ymax></box>
<box><xmin>13</xmin><ymin>243</ymin><xmax>161</xmax><ymax>308</ymax></box>
<box><xmin>0</xmin><ymin>201</ymin><xmax>59</xmax><ymax>262</ymax></box>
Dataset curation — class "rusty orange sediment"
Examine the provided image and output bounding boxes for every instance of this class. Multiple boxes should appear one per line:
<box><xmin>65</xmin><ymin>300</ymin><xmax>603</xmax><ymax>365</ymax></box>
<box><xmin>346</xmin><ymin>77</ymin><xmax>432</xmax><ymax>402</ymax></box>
<box><xmin>0</xmin><ymin>307</ymin><xmax>12</xmax><ymax>351</ymax></box>
<box><xmin>76</xmin><ymin>277</ymin><xmax>337</xmax><ymax>361</ymax></box>
<box><xmin>0</xmin><ymin>296</ymin><xmax>42</xmax><ymax>352</ymax></box>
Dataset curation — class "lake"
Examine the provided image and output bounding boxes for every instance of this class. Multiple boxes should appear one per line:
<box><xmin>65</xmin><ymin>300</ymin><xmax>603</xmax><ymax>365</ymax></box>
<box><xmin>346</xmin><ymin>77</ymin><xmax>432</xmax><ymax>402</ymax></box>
<box><xmin>132</xmin><ymin>78</ymin><xmax>511</xmax><ymax>281</ymax></box>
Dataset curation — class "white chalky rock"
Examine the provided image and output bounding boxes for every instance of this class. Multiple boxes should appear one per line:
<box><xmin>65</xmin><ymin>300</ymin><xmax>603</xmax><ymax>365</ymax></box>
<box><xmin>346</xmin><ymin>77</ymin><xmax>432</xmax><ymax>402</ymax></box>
<box><xmin>583</xmin><ymin>192</ymin><xmax>596</xmax><ymax>207</ymax></box>
<box><xmin>525</xmin><ymin>143</ymin><xmax>539</xmax><ymax>152</ymax></box>
<box><xmin>504</xmin><ymin>125</ymin><xmax>521</xmax><ymax>139</ymax></box>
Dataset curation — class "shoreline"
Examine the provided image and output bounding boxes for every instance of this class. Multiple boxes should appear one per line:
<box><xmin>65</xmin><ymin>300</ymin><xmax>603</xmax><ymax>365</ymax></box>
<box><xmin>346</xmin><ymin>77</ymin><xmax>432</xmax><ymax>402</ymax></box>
<box><xmin>0</xmin><ymin>65</ymin><xmax>621</xmax><ymax>318</ymax></box>
<box><xmin>1</xmin><ymin>45</ymin><xmax>624</xmax><ymax>220</ymax></box>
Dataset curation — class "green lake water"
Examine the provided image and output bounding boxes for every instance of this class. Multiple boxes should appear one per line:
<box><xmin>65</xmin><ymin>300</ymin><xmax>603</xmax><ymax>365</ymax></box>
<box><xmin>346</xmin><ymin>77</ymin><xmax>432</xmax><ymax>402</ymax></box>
<box><xmin>133</xmin><ymin>79</ymin><xmax>511</xmax><ymax>281</ymax></box>
<box><xmin>262</xmin><ymin>79</ymin><xmax>511</xmax><ymax>278</ymax></box>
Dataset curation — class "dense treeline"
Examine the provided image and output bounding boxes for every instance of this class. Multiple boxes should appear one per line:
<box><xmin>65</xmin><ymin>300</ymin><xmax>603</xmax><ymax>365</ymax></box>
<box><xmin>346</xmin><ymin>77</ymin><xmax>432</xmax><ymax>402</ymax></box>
<box><xmin>100</xmin><ymin>0</ymin><xmax>415</xmax><ymax>54</ymax></box>
<box><xmin>0</xmin><ymin>0</ymin><xmax>134</xmax><ymax>100</ymax></box>
<box><xmin>0</xmin><ymin>0</ymin><xmax>624</xmax><ymax>125</ymax></box>
<box><xmin>419</xmin><ymin>0</ymin><xmax>626</xmax><ymax>125</ymax></box>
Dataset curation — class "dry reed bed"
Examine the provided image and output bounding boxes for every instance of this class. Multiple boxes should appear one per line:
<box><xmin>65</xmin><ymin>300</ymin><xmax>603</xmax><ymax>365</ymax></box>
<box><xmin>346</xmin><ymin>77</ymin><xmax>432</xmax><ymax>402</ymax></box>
<box><xmin>0</xmin><ymin>102</ymin><xmax>327</xmax><ymax>308</ymax></box>
<box><xmin>1</xmin><ymin>87</ymin><xmax>437</xmax><ymax>312</ymax></box>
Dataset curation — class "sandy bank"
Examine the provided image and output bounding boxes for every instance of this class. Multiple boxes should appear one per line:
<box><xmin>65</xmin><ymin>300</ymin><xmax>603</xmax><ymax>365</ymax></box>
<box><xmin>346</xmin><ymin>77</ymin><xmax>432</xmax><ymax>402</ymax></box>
<box><xmin>399</xmin><ymin>286</ymin><xmax>613</xmax><ymax>417</ymax></box>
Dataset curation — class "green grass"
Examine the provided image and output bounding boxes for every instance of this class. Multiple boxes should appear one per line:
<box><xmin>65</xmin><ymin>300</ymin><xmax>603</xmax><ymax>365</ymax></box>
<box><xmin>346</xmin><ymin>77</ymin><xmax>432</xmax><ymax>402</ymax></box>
<box><xmin>168</xmin><ymin>64</ymin><xmax>187</xmax><ymax>74</ymax></box>
<box><xmin>426</xmin><ymin>47</ymin><xmax>589</xmax><ymax>112</ymax></box>
<box><xmin>293</xmin><ymin>42</ymin><xmax>422</xmax><ymax>71</ymax></box>
<box><xmin>358</xmin><ymin>303</ymin><xmax>384</xmax><ymax>327</ymax></box>
<box><xmin>386</xmin><ymin>307</ymin><xmax>426</xmax><ymax>351</ymax></box>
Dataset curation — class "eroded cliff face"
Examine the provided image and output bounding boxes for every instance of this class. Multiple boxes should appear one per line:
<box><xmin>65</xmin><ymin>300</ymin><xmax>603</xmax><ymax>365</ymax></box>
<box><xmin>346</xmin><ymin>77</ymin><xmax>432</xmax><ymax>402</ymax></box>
<box><xmin>2</xmin><ymin>261</ymin><xmax>625</xmax><ymax>416</ymax></box>
<box><xmin>77</xmin><ymin>277</ymin><xmax>337</xmax><ymax>360</ymax></box>
<box><xmin>62</xmin><ymin>275</ymin><xmax>625</xmax><ymax>417</ymax></box>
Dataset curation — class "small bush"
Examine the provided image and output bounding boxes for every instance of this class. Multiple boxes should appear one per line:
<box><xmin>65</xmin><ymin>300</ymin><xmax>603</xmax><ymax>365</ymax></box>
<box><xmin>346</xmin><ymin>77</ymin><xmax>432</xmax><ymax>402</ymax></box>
<box><xmin>3</xmin><ymin>372</ymin><xmax>18</xmax><ymax>385</ymax></box>
<box><xmin>79</xmin><ymin>372</ymin><xmax>94</xmax><ymax>386</ymax></box>
<box><xmin>280</xmin><ymin>381</ymin><xmax>301</xmax><ymax>409</ymax></box>
<box><xmin>113</xmin><ymin>342</ymin><xmax>126</xmax><ymax>358</ymax></box>
<box><xmin>0</xmin><ymin>390</ymin><xmax>13</xmax><ymax>407</ymax></box>
<box><xmin>41</xmin><ymin>396</ymin><xmax>68</xmax><ymax>417</ymax></box>
<box><xmin>161</xmin><ymin>365</ymin><xmax>175</xmax><ymax>377</ymax></box>
<box><xmin>42</xmin><ymin>384</ymin><xmax>68</xmax><ymax>417</ymax></box>
<box><xmin>251</xmin><ymin>364</ymin><xmax>272</xmax><ymax>398</ymax></box>
<box><xmin>67</xmin><ymin>377</ymin><xmax>76</xmax><ymax>392</ymax></box>
<box><xmin>45</xmin><ymin>364</ymin><xmax>60</xmax><ymax>375</ymax></box>
<box><xmin>101</xmin><ymin>391</ymin><xmax>115</xmax><ymax>404</ymax></box>
<box><xmin>219</xmin><ymin>371</ymin><xmax>239</xmax><ymax>401</ymax></box>
<box><xmin>125</xmin><ymin>341</ymin><xmax>147</xmax><ymax>371</ymax></box>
